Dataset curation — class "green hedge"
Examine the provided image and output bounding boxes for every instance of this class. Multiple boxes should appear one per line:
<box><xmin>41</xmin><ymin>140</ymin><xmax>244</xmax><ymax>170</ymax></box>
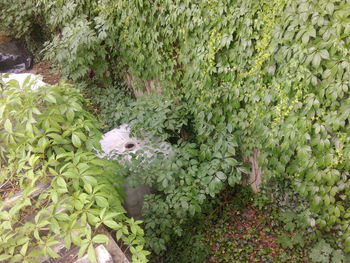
<box><xmin>0</xmin><ymin>76</ymin><xmax>149</xmax><ymax>263</ymax></box>
<box><xmin>1</xmin><ymin>0</ymin><xmax>350</xmax><ymax>257</ymax></box>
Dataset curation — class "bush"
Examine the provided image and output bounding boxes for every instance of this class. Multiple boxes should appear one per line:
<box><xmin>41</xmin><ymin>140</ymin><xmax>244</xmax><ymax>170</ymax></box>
<box><xmin>0</xmin><ymin>75</ymin><xmax>149</xmax><ymax>263</ymax></box>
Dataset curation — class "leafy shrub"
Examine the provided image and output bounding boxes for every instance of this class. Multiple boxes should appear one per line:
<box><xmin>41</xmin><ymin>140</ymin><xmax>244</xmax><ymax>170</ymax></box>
<box><xmin>90</xmin><ymin>90</ymin><xmax>249</xmax><ymax>254</ymax></box>
<box><xmin>0</xmin><ymin>0</ymin><xmax>36</xmax><ymax>39</ymax></box>
<box><xmin>43</xmin><ymin>16</ymin><xmax>107</xmax><ymax>82</ymax></box>
<box><xmin>309</xmin><ymin>240</ymin><xmax>345</xmax><ymax>263</ymax></box>
<box><xmin>85</xmin><ymin>84</ymin><xmax>133</xmax><ymax>130</ymax></box>
<box><xmin>0</xmin><ymin>75</ymin><xmax>149</xmax><ymax>263</ymax></box>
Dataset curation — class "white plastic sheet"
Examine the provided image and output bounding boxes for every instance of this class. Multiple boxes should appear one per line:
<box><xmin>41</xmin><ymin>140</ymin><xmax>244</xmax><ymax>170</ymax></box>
<box><xmin>1</xmin><ymin>73</ymin><xmax>46</xmax><ymax>90</ymax></box>
<box><xmin>98</xmin><ymin>124</ymin><xmax>171</xmax><ymax>161</ymax></box>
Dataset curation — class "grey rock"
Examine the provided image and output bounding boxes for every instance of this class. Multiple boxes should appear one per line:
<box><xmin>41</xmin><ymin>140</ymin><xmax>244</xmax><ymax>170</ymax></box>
<box><xmin>0</xmin><ymin>41</ymin><xmax>33</xmax><ymax>73</ymax></box>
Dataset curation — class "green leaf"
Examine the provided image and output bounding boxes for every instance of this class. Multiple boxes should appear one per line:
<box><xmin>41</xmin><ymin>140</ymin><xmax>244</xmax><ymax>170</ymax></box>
<box><xmin>237</xmin><ymin>166</ymin><xmax>250</xmax><ymax>174</ymax></box>
<box><xmin>216</xmin><ymin>171</ymin><xmax>227</xmax><ymax>181</ymax></box>
<box><xmin>28</xmin><ymin>249</ymin><xmax>44</xmax><ymax>258</ymax></box>
<box><xmin>9</xmin><ymin>254</ymin><xmax>22</xmax><ymax>262</ymax></box>
<box><xmin>87</xmin><ymin>213</ymin><xmax>100</xmax><ymax>225</ymax></box>
<box><xmin>72</xmin><ymin>133</ymin><xmax>82</xmax><ymax>148</ymax></box>
<box><xmin>64</xmin><ymin>234</ymin><xmax>72</xmax><ymax>250</ymax></box>
<box><xmin>344</xmin><ymin>236</ymin><xmax>350</xmax><ymax>251</ymax></box>
<box><xmin>47</xmin><ymin>247</ymin><xmax>60</xmax><ymax>258</ymax></box>
<box><xmin>87</xmin><ymin>244</ymin><xmax>97</xmax><ymax>263</ymax></box>
<box><xmin>95</xmin><ymin>196</ymin><xmax>109</xmax><ymax>208</ymax></box>
<box><xmin>56</xmin><ymin>177</ymin><xmax>67</xmax><ymax>189</ymax></box>
<box><xmin>72</xmin><ymin>234</ymin><xmax>83</xmax><ymax>247</ymax></box>
<box><xmin>319</xmin><ymin>50</ymin><xmax>329</xmax><ymax>60</ymax></box>
<box><xmin>66</xmin><ymin>110</ymin><xmax>75</xmax><ymax>122</ymax></box>
<box><xmin>227</xmin><ymin>123</ymin><xmax>233</xmax><ymax>133</ymax></box>
<box><xmin>92</xmin><ymin>234</ymin><xmax>109</xmax><ymax>244</ymax></box>
<box><xmin>226</xmin><ymin>158</ymin><xmax>238</xmax><ymax>166</ymax></box>
<box><xmin>82</xmin><ymin>176</ymin><xmax>98</xmax><ymax>185</ymax></box>
<box><xmin>189</xmin><ymin>205</ymin><xmax>196</xmax><ymax>216</ymax></box>
<box><xmin>131</xmin><ymin>224</ymin><xmax>137</xmax><ymax>234</ymax></box>
<box><xmin>0</xmin><ymin>104</ymin><xmax>5</xmax><ymax>119</ymax></box>
<box><xmin>116</xmin><ymin>229</ymin><xmax>123</xmax><ymax>240</ymax></box>
<box><xmin>228</xmin><ymin>173</ymin><xmax>241</xmax><ymax>186</ymax></box>
<box><xmin>103</xmin><ymin>220</ymin><xmax>121</xmax><ymax>229</ymax></box>
<box><xmin>45</xmin><ymin>94</ymin><xmax>57</xmax><ymax>104</ymax></box>
<box><xmin>312</xmin><ymin>53</ymin><xmax>321</xmax><ymax>68</ymax></box>
<box><xmin>55</xmin><ymin>213</ymin><xmax>70</xmax><ymax>221</ymax></box>
<box><xmin>78</xmin><ymin>242</ymin><xmax>89</xmax><ymax>258</ymax></box>
<box><xmin>4</xmin><ymin>119</ymin><xmax>12</xmax><ymax>133</ymax></box>
<box><xmin>84</xmin><ymin>183</ymin><xmax>93</xmax><ymax>194</ymax></box>
<box><xmin>0</xmin><ymin>255</ymin><xmax>12</xmax><ymax>261</ymax></box>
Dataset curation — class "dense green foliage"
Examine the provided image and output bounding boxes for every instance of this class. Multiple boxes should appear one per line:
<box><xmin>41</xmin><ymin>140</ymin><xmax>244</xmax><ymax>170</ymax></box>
<box><xmin>92</xmin><ymin>0</ymin><xmax>350</xmax><ymax>257</ymax></box>
<box><xmin>0</xmin><ymin>76</ymin><xmax>149</xmax><ymax>262</ymax></box>
<box><xmin>159</xmin><ymin>187</ymin><xmax>347</xmax><ymax>263</ymax></box>
<box><xmin>1</xmin><ymin>0</ymin><xmax>350</xmax><ymax>260</ymax></box>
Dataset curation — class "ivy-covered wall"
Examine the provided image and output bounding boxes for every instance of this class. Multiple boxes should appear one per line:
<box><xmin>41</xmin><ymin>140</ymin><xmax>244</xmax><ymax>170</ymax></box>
<box><xmin>1</xmin><ymin>0</ymin><xmax>350</xmax><ymax>256</ymax></box>
<box><xmin>99</xmin><ymin>0</ymin><xmax>350</xmax><ymax>253</ymax></box>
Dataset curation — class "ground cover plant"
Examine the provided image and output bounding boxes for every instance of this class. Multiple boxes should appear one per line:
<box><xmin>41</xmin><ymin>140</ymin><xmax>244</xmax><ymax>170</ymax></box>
<box><xmin>197</xmin><ymin>187</ymin><xmax>309</xmax><ymax>263</ymax></box>
<box><xmin>153</xmin><ymin>187</ymin><xmax>348</xmax><ymax>263</ymax></box>
<box><xmin>1</xmin><ymin>0</ymin><xmax>350</xmax><ymax>261</ymax></box>
<box><xmin>0</xmin><ymin>75</ymin><xmax>149</xmax><ymax>263</ymax></box>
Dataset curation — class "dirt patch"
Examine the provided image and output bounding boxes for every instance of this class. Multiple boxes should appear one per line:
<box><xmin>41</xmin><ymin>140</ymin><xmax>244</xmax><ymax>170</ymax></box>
<box><xmin>0</xmin><ymin>31</ymin><xmax>11</xmax><ymax>44</ymax></box>
<box><xmin>25</xmin><ymin>61</ymin><xmax>61</xmax><ymax>85</ymax></box>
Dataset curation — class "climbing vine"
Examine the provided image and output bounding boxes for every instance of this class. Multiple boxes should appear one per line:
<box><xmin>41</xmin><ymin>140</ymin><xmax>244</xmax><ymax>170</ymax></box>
<box><xmin>1</xmin><ymin>0</ymin><xmax>350</xmax><ymax>260</ymax></box>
